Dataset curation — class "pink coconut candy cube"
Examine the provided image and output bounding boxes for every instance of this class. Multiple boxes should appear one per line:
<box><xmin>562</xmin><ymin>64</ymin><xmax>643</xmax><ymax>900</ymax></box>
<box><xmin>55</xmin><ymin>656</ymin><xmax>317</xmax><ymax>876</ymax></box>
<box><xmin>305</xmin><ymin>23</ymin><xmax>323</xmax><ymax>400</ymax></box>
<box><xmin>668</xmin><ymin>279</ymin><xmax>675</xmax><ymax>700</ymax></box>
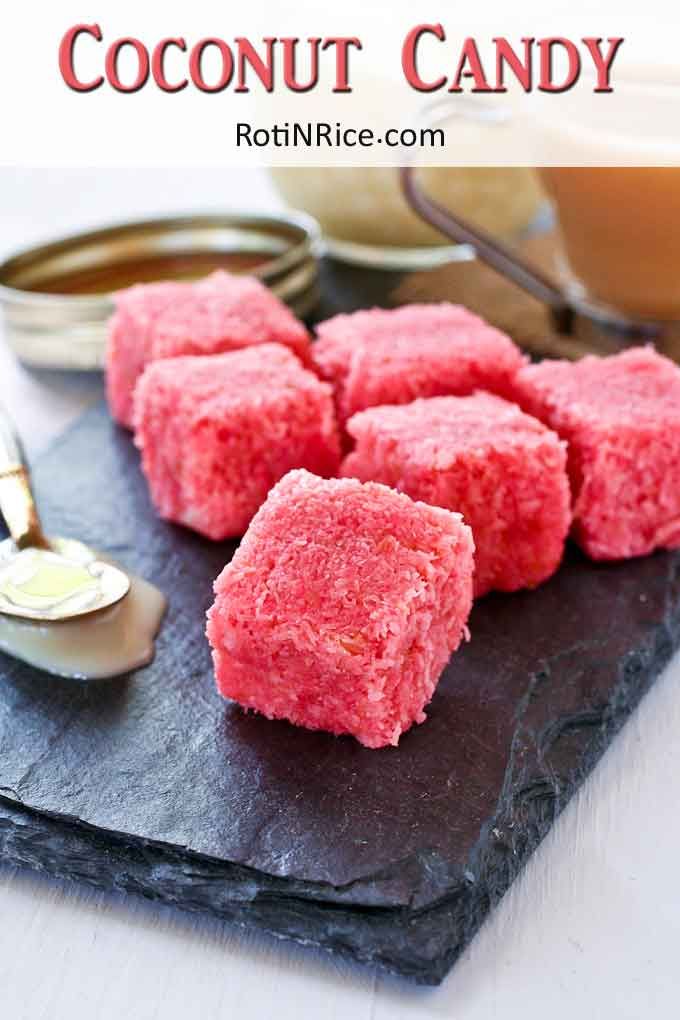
<box><xmin>510</xmin><ymin>347</ymin><xmax>680</xmax><ymax>560</ymax></box>
<box><xmin>107</xmin><ymin>270</ymin><xmax>310</xmax><ymax>428</ymax></box>
<box><xmin>133</xmin><ymin>345</ymin><xmax>340</xmax><ymax>541</ymax></box>
<box><xmin>206</xmin><ymin>469</ymin><xmax>474</xmax><ymax>748</ymax></box>
<box><xmin>312</xmin><ymin>304</ymin><xmax>526</xmax><ymax>428</ymax></box>
<box><xmin>342</xmin><ymin>393</ymin><xmax>571</xmax><ymax>597</ymax></box>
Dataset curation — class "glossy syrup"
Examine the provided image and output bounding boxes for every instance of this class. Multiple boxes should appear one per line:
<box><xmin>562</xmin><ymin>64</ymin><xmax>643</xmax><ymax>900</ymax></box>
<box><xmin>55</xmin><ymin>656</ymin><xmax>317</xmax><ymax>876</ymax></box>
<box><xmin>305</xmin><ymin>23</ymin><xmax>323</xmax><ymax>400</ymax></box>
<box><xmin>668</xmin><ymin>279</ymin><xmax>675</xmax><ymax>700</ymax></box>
<box><xmin>0</xmin><ymin>571</ymin><xmax>166</xmax><ymax>680</ymax></box>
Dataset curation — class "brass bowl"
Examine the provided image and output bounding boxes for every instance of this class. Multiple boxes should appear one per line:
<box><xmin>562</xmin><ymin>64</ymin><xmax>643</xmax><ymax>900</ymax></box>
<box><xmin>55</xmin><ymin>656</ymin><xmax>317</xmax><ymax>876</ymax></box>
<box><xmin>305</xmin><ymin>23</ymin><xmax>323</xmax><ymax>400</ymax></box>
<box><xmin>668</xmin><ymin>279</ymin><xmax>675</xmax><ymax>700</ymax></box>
<box><xmin>0</xmin><ymin>211</ymin><xmax>321</xmax><ymax>370</ymax></box>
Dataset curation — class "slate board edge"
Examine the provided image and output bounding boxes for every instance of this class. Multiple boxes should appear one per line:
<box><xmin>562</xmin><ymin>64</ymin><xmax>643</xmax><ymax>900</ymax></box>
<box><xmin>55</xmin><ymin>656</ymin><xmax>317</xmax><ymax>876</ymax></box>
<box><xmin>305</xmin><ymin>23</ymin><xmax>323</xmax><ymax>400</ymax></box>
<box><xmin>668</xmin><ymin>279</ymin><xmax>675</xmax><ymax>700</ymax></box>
<box><xmin>1</xmin><ymin>596</ymin><xmax>677</xmax><ymax>986</ymax></box>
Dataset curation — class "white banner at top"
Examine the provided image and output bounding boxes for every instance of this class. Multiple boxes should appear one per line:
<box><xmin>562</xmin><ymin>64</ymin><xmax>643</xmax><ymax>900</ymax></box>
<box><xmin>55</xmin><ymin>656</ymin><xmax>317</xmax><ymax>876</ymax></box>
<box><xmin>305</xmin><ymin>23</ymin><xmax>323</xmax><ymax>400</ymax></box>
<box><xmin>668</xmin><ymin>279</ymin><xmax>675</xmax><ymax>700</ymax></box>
<box><xmin>2</xmin><ymin>0</ymin><xmax>679</xmax><ymax>167</ymax></box>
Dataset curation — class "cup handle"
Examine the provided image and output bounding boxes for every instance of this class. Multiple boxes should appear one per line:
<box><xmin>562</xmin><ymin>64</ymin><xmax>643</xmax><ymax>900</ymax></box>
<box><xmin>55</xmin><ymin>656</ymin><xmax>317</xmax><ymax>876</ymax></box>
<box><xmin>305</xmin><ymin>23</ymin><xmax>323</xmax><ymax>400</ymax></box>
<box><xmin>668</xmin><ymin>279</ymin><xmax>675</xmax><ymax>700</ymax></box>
<box><xmin>399</xmin><ymin>97</ymin><xmax>574</xmax><ymax>334</ymax></box>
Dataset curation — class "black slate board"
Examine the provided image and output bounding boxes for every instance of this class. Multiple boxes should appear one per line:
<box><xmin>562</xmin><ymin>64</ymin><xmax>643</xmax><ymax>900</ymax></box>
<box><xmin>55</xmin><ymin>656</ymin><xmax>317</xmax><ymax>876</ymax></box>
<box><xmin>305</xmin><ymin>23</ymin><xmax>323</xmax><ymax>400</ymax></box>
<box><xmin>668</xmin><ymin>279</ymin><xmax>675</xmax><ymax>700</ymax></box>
<box><xmin>1</xmin><ymin>402</ymin><xmax>679</xmax><ymax>984</ymax></box>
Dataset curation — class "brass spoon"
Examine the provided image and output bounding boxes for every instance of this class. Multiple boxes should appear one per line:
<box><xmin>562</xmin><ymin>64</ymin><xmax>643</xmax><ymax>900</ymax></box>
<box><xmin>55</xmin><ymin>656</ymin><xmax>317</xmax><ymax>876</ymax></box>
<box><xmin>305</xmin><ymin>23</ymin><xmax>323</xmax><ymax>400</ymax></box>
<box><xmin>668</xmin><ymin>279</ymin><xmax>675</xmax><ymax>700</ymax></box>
<box><xmin>0</xmin><ymin>409</ymin><xmax>130</xmax><ymax>622</ymax></box>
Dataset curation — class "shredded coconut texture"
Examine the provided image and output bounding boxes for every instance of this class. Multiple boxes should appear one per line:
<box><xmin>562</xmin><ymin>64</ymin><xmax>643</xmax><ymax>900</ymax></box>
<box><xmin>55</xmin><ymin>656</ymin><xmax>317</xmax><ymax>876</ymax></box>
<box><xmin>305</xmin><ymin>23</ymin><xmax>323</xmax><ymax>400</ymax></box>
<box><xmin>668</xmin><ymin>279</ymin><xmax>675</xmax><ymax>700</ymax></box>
<box><xmin>133</xmin><ymin>346</ymin><xmax>340</xmax><ymax>541</ymax></box>
<box><xmin>510</xmin><ymin>347</ymin><xmax>680</xmax><ymax>560</ymax></box>
<box><xmin>106</xmin><ymin>270</ymin><xmax>311</xmax><ymax>428</ymax></box>
<box><xmin>206</xmin><ymin>469</ymin><xmax>474</xmax><ymax>748</ymax></box>
<box><xmin>342</xmin><ymin>393</ymin><xmax>571</xmax><ymax>597</ymax></box>
<box><xmin>312</xmin><ymin>304</ymin><xmax>527</xmax><ymax>428</ymax></box>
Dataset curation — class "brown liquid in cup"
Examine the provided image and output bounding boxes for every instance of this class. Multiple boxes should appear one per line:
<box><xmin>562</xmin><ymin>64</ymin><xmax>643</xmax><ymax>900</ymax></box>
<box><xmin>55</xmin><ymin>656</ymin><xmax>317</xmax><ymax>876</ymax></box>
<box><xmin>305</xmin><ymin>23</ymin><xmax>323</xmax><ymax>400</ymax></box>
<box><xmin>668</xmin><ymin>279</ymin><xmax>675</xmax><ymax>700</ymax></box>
<box><xmin>540</xmin><ymin>167</ymin><xmax>680</xmax><ymax>321</ymax></box>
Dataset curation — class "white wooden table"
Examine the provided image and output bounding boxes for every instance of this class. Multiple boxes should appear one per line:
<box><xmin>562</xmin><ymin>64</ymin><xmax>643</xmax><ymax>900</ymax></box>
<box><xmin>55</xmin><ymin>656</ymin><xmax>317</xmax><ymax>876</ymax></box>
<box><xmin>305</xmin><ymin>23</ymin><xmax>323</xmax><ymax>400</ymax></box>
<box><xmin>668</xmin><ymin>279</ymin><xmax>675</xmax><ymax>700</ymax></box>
<box><xmin>0</xmin><ymin>168</ymin><xmax>678</xmax><ymax>1020</ymax></box>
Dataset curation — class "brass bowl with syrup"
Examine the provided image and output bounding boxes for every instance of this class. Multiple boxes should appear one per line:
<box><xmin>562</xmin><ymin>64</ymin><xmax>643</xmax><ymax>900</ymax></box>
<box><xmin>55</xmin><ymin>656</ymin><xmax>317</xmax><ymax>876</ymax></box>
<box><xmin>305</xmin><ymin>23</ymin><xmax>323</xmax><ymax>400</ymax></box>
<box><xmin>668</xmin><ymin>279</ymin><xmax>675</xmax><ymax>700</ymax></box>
<box><xmin>0</xmin><ymin>211</ymin><xmax>321</xmax><ymax>371</ymax></box>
